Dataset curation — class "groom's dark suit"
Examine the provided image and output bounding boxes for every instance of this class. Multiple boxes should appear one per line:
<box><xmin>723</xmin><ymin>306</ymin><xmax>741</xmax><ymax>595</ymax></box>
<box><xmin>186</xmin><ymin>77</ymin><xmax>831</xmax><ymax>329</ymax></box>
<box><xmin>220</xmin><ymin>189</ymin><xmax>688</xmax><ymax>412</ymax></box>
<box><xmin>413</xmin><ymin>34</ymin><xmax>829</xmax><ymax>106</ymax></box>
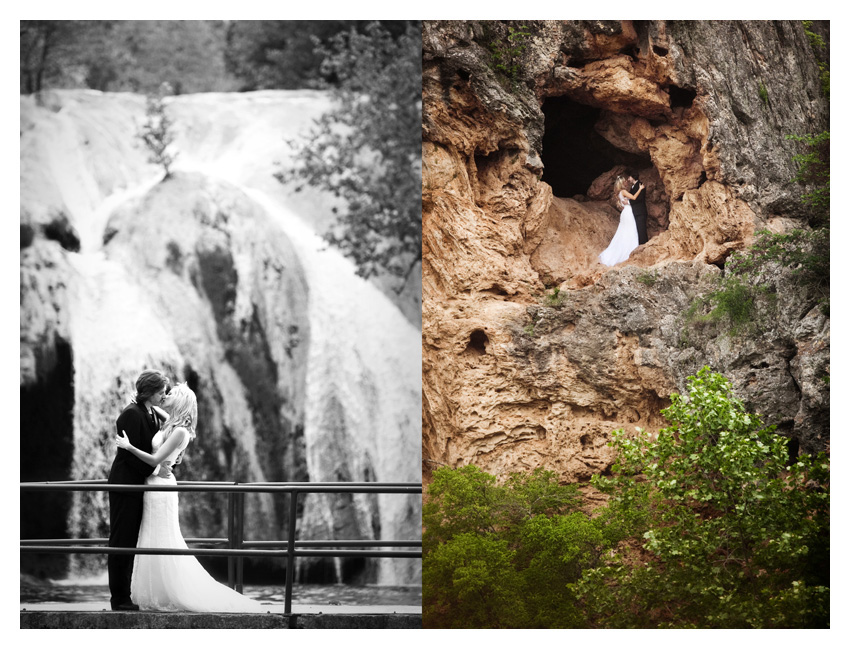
<box><xmin>107</xmin><ymin>401</ymin><xmax>159</xmax><ymax>608</ymax></box>
<box><xmin>630</xmin><ymin>180</ymin><xmax>649</xmax><ymax>245</ymax></box>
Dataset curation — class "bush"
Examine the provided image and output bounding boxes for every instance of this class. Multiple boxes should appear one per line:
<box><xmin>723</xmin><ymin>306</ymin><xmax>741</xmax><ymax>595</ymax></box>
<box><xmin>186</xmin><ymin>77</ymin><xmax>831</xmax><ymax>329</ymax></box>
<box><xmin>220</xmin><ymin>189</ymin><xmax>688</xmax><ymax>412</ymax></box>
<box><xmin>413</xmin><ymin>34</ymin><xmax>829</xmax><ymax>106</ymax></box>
<box><xmin>581</xmin><ymin>367</ymin><xmax>830</xmax><ymax>628</ymax></box>
<box><xmin>684</xmin><ymin>275</ymin><xmax>772</xmax><ymax>337</ymax></box>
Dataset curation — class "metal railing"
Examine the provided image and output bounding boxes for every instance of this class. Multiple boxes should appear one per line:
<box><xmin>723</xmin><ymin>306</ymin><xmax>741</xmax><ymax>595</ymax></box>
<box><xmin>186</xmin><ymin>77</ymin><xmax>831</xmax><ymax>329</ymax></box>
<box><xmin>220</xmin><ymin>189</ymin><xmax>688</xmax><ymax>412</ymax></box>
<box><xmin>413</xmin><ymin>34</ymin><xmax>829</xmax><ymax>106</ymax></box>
<box><xmin>20</xmin><ymin>480</ymin><xmax>422</xmax><ymax>615</ymax></box>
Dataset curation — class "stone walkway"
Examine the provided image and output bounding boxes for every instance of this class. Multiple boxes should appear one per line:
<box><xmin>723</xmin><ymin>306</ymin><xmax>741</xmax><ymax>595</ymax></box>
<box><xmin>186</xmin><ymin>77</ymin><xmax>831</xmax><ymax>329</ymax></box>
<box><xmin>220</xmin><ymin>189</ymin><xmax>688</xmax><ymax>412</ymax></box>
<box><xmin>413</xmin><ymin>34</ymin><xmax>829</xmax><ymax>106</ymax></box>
<box><xmin>21</xmin><ymin>603</ymin><xmax>422</xmax><ymax>629</ymax></box>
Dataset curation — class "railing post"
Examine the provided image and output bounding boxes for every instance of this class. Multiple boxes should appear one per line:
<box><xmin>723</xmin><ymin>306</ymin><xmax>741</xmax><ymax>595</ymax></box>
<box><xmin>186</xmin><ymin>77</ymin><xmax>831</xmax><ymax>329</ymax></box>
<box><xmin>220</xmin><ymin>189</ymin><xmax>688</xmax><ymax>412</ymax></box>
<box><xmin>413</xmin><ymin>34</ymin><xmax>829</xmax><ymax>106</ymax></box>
<box><xmin>235</xmin><ymin>491</ymin><xmax>245</xmax><ymax>594</ymax></box>
<box><xmin>227</xmin><ymin>492</ymin><xmax>236</xmax><ymax>590</ymax></box>
<box><xmin>284</xmin><ymin>490</ymin><xmax>298</xmax><ymax>615</ymax></box>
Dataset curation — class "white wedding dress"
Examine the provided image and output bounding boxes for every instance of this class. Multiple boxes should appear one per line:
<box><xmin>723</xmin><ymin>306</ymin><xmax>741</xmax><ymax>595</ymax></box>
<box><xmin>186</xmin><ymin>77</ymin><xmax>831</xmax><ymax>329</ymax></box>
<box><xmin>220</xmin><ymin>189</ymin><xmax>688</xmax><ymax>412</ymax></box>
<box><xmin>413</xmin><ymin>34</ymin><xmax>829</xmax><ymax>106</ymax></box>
<box><xmin>599</xmin><ymin>192</ymin><xmax>639</xmax><ymax>266</ymax></box>
<box><xmin>131</xmin><ymin>429</ymin><xmax>265</xmax><ymax>612</ymax></box>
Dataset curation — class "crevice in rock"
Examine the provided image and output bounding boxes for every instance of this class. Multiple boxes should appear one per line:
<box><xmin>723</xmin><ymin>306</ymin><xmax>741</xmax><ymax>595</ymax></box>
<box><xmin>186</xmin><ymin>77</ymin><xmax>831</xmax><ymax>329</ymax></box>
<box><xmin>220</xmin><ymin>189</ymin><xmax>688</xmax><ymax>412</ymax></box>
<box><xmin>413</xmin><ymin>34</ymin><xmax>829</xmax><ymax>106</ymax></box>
<box><xmin>483</xmin><ymin>284</ymin><xmax>509</xmax><ymax>297</ymax></box>
<box><xmin>20</xmin><ymin>334</ymin><xmax>74</xmax><ymax>578</ymax></box>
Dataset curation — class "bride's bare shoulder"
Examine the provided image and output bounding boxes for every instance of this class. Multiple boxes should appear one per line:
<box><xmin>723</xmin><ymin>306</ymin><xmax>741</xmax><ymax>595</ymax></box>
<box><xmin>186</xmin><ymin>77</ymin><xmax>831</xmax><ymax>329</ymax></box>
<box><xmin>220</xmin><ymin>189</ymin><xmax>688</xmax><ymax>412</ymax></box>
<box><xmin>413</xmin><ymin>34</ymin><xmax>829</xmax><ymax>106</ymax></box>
<box><xmin>165</xmin><ymin>426</ymin><xmax>190</xmax><ymax>443</ymax></box>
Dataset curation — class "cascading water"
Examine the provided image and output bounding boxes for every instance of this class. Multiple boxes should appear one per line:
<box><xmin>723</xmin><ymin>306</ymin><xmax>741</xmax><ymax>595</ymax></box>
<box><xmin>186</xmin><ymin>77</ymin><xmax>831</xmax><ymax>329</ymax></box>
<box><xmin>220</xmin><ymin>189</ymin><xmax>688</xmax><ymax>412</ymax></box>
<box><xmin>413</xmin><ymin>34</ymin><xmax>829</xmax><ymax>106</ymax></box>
<box><xmin>20</xmin><ymin>89</ymin><xmax>421</xmax><ymax>586</ymax></box>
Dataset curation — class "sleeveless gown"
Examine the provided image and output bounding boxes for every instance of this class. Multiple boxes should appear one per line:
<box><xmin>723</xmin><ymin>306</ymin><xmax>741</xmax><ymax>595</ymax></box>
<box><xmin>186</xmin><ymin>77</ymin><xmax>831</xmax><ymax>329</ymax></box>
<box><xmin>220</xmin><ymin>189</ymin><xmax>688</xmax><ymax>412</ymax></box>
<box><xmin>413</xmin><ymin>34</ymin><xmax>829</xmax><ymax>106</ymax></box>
<box><xmin>599</xmin><ymin>193</ymin><xmax>639</xmax><ymax>266</ymax></box>
<box><xmin>131</xmin><ymin>429</ymin><xmax>265</xmax><ymax>612</ymax></box>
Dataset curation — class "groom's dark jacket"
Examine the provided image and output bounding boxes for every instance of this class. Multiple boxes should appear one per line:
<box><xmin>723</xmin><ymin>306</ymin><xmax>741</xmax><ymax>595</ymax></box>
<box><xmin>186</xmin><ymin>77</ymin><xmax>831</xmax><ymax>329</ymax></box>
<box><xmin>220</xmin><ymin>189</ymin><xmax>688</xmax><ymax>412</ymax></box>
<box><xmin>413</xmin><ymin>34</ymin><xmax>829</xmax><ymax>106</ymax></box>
<box><xmin>630</xmin><ymin>180</ymin><xmax>649</xmax><ymax>244</ymax></box>
<box><xmin>108</xmin><ymin>401</ymin><xmax>158</xmax><ymax>485</ymax></box>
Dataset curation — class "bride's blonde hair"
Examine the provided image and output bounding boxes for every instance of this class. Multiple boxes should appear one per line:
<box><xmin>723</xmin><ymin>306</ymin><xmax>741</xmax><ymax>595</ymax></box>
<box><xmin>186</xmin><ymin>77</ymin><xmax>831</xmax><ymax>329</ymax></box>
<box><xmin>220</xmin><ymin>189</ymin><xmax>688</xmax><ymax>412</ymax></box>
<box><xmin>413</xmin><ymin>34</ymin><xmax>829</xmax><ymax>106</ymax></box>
<box><xmin>614</xmin><ymin>175</ymin><xmax>630</xmax><ymax>194</ymax></box>
<box><xmin>162</xmin><ymin>383</ymin><xmax>197</xmax><ymax>441</ymax></box>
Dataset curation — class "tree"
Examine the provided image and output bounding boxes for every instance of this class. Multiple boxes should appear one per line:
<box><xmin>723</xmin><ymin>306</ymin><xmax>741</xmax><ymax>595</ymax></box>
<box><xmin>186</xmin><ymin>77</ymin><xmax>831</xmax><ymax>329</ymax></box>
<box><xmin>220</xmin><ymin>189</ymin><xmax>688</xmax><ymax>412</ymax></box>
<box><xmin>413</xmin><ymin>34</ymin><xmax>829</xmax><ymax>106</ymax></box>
<box><xmin>20</xmin><ymin>20</ymin><xmax>75</xmax><ymax>94</ymax></box>
<box><xmin>20</xmin><ymin>20</ymin><xmax>237</xmax><ymax>96</ymax></box>
<box><xmin>278</xmin><ymin>21</ymin><xmax>422</xmax><ymax>286</ymax></box>
<box><xmin>579</xmin><ymin>367</ymin><xmax>830</xmax><ymax>628</ymax></box>
<box><xmin>138</xmin><ymin>90</ymin><xmax>178</xmax><ymax>179</ymax></box>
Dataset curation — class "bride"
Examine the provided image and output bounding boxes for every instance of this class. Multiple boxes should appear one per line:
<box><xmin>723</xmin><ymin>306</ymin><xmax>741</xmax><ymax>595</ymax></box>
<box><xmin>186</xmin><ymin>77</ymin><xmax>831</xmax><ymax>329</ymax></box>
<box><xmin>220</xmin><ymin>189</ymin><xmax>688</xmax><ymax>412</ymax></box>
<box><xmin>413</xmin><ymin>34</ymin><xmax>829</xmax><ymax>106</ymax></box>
<box><xmin>599</xmin><ymin>176</ymin><xmax>644</xmax><ymax>266</ymax></box>
<box><xmin>115</xmin><ymin>383</ymin><xmax>265</xmax><ymax>613</ymax></box>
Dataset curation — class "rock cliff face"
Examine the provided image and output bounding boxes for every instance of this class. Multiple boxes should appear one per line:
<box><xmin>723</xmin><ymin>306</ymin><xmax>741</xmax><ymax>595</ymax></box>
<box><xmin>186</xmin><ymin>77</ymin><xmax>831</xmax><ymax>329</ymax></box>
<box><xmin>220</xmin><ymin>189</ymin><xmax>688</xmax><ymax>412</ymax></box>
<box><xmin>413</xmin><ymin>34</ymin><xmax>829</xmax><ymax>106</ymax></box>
<box><xmin>422</xmin><ymin>20</ymin><xmax>829</xmax><ymax>483</ymax></box>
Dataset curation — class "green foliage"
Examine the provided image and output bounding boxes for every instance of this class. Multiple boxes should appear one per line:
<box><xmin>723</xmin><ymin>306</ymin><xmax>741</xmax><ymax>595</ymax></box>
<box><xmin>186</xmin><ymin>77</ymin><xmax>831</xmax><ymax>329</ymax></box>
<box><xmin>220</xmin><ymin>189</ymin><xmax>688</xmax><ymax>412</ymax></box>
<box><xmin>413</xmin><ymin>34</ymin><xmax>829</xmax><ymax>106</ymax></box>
<box><xmin>802</xmin><ymin>21</ymin><xmax>829</xmax><ymax>98</ymax></box>
<box><xmin>138</xmin><ymin>93</ymin><xmax>178</xmax><ymax>179</ymax></box>
<box><xmin>636</xmin><ymin>270</ymin><xmax>658</xmax><ymax>286</ymax></box>
<box><xmin>278</xmin><ymin>22</ymin><xmax>421</xmax><ymax>284</ymax></box>
<box><xmin>787</xmin><ymin>130</ymin><xmax>830</xmax><ymax>225</ymax></box>
<box><xmin>684</xmin><ymin>275</ymin><xmax>771</xmax><ymax>337</ymax></box>
<box><xmin>422</xmin><ymin>370</ymin><xmax>829</xmax><ymax>628</ymax></box>
<box><xmin>684</xmin><ymin>129</ymin><xmax>829</xmax><ymax>330</ymax></box>
<box><xmin>541</xmin><ymin>286</ymin><xmax>566</xmax><ymax>308</ymax></box>
<box><xmin>582</xmin><ymin>367</ymin><xmax>830</xmax><ymax>628</ymax></box>
<box><xmin>423</xmin><ymin>465</ymin><xmax>592</xmax><ymax>628</ymax></box>
<box><xmin>481</xmin><ymin>22</ymin><xmax>532</xmax><ymax>85</ymax></box>
<box><xmin>758</xmin><ymin>81</ymin><xmax>769</xmax><ymax>106</ymax></box>
<box><xmin>521</xmin><ymin>310</ymin><xmax>541</xmax><ymax>337</ymax></box>
<box><xmin>424</xmin><ymin>532</ymin><xmax>527</xmax><ymax>628</ymax></box>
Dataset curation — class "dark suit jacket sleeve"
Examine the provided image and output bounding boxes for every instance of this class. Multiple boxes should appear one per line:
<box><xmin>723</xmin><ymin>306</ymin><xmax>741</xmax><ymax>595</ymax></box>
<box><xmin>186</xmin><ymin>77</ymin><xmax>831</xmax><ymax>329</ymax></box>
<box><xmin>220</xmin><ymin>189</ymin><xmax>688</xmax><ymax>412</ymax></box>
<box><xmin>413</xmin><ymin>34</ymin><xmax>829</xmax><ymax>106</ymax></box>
<box><xmin>116</xmin><ymin>408</ymin><xmax>157</xmax><ymax>478</ymax></box>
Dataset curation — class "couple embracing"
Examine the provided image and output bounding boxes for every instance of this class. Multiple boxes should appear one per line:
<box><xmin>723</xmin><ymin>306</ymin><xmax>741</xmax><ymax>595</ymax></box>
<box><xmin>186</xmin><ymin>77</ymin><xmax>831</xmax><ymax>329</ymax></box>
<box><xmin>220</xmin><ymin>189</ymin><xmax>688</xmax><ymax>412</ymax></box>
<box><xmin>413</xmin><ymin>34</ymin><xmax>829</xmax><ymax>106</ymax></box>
<box><xmin>107</xmin><ymin>369</ymin><xmax>264</xmax><ymax>612</ymax></box>
<box><xmin>599</xmin><ymin>171</ymin><xmax>649</xmax><ymax>267</ymax></box>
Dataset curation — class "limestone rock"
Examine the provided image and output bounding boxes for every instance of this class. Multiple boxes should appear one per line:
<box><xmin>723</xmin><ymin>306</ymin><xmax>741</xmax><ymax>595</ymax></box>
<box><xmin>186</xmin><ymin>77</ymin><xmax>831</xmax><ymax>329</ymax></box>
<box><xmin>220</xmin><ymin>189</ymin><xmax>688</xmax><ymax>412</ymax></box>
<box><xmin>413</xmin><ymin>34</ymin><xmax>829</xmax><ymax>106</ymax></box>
<box><xmin>422</xmin><ymin>20</ymin><xmax>829</xmax><ymax>483</ymax></box>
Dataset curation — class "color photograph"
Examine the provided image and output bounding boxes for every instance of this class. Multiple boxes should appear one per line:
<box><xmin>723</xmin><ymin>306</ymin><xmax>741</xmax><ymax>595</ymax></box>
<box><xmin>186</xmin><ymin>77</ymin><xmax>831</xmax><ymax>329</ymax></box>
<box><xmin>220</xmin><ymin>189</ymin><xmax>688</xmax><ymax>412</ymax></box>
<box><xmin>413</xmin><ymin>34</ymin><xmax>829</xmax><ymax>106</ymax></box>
<box><xmin>421</xmin><ymin>19</ymin><xmax>829</xmax><ymax>629</ymax></box>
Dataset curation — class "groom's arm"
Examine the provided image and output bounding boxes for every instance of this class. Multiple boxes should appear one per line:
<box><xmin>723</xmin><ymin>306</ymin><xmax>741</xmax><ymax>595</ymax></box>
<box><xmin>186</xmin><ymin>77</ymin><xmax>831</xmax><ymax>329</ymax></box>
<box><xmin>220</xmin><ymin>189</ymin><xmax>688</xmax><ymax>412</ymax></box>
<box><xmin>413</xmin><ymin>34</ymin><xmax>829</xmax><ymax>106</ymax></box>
<box><xmin>115</xmin><ymin>409</ymin><xmax>158</xmax><ymax>478</ymax></box>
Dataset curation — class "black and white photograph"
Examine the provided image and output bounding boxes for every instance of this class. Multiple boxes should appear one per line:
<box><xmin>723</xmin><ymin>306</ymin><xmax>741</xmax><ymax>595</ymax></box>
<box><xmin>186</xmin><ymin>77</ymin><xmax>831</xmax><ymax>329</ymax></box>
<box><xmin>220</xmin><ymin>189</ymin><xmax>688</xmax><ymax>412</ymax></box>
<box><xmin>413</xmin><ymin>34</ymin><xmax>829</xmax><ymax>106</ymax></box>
<box><xmin>19</xmin><ymin>18</ymin><xmax>423</xmax><ymax>628</ymax></box>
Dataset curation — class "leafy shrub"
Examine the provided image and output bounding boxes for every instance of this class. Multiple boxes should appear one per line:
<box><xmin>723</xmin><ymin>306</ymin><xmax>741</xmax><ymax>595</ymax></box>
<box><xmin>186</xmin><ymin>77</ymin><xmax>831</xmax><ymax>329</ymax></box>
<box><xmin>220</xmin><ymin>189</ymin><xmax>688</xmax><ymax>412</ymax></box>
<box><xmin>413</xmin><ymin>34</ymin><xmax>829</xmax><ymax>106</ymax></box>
<box><xmin>479</xmin><ymin>21</ymin><xmax>531</xmax><ymax>86</ymax></box>
<box><xmin>684</xmin><ymin>275</ymin><xmax>772</xmax><ymax>337</ymax></box>
<box><xmin>423</xmin><ymin>532</ymin><xmax>526</xmax><ymax>628</ymax></box>
<box><xmin>787</xmin><ymin>130</ymin><xmax>830</xmax><ymax>225</ymax></box>
<box><xmin>581</xmin><ymin>367</ymin><xmax>830</xmax><ymax>628</ymax></box>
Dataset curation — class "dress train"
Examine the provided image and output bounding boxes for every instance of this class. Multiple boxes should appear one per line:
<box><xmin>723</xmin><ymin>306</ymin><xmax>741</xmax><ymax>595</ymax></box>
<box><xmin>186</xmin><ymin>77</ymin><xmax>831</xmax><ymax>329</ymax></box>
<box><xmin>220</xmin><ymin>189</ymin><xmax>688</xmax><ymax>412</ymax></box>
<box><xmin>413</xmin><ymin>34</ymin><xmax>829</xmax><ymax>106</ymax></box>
<box><xmin>131</xmin><ymin>433</ymin><xmax>265</xmax><ymax>612</ymax></box>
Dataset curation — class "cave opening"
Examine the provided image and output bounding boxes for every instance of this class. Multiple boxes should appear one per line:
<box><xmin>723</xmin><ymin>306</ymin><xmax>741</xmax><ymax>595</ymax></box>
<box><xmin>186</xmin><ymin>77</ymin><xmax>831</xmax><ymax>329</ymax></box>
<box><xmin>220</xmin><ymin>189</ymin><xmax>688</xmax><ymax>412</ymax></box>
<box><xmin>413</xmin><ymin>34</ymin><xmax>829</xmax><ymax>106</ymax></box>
<box><xmin>541</xmin><ymin>95</ymin><xmax>651</xmax><ymax>198</ymax></box>
<box><xmin>465</xmin><ymin>329</ymin><xmax>490</xmax><ymax>356</ymax></box>
<box><xmin>669</xmin><ymin>84</ymin><xmax>696</xmax><ymax>109</ymax></box>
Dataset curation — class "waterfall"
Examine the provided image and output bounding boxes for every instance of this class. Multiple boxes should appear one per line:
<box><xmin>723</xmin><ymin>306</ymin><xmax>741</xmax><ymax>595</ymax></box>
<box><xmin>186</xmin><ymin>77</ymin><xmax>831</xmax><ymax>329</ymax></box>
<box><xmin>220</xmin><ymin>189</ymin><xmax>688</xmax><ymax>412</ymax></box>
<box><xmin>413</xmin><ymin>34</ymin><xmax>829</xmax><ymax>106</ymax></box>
<box><xmin>21</xmin><ymin>90</ymin><xmax>421</xmax><ymax>585</ymax></box>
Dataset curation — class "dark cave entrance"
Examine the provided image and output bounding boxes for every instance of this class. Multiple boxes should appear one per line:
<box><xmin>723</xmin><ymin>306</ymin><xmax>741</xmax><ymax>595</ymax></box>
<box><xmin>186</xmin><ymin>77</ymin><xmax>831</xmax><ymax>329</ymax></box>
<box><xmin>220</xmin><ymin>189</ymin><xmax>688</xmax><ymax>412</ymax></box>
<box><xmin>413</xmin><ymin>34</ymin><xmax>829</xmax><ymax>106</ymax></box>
<box><xmin>541</xmin><ymin>96</ymin><xmax>651</xmax><ymax>198</ymax></box>
<box><xmin>20</xmin><ymin>336</ymin><xmax>75</xmax><ymax>578</ymax></box>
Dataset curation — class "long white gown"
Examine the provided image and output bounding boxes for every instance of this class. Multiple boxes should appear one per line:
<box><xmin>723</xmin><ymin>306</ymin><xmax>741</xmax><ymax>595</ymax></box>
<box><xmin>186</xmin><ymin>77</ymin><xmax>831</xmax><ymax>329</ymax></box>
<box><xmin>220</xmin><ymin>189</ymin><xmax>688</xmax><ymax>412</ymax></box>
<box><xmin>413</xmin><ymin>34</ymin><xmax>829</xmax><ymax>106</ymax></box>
<box><xmin>131</xmin><ymin>429</ymin><xmax>265</xmax><ymax>612</ymax></box>
<box><xmin>599</xmin><ymin>192</ymin><xmax>639</xmax><ymax>266</ymax></box>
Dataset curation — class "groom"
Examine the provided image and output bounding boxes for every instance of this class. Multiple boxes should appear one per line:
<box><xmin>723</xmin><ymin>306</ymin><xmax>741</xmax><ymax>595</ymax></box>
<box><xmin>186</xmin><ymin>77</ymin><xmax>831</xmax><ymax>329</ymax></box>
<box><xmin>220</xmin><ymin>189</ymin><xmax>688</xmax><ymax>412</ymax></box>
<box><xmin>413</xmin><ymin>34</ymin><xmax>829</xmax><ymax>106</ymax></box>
<box><xmin>627</xmin><ymin>170</ymin><xmax>649</xmax><ymax>245</ymax></box>
<box><xmin>107</xmin><ymin>369</ymin><xmax>171</xmax><ymax>611</ymax></box>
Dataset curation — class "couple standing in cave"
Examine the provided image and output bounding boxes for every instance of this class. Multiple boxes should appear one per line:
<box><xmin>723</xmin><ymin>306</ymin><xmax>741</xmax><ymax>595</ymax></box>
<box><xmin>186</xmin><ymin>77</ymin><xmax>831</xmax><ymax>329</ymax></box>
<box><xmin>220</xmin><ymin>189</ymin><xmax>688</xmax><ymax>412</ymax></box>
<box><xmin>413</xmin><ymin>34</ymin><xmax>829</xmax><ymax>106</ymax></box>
<box><xmin>107</xmin><ymin>369</ymin><xmax>264</xmax><ymax>613</ymax></box>
<box><xmin>598</xmin><ymin>171</ymin><xmax>649</xmax><ymax>267</ymax></box>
